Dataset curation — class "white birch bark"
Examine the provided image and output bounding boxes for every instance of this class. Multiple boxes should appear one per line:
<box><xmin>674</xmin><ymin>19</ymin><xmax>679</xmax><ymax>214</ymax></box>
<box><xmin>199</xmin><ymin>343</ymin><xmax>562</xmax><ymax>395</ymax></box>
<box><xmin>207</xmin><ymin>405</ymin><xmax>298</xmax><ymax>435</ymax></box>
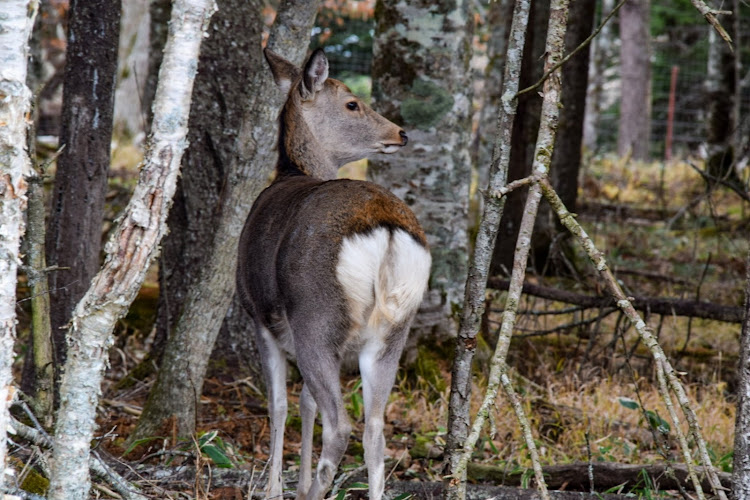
<box><xmin>47</xmin><ymin>1</ymin><xmax>216</xmax><ymax>498</ymax></box>
<box><xmin>0</xmin><ymin>0</ymin><xmax>38</xmax><ymax>488</ymax></box>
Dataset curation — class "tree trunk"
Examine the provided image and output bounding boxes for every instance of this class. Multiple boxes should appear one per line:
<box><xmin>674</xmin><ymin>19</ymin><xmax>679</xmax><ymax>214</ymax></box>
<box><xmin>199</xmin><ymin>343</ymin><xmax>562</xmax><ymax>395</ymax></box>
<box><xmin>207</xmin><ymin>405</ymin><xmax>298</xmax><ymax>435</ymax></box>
<box><xmin>733</xmin><ymin>247</ymin><xmax>750</xmax><ymax>498</ymax></box>
<box><xmin>0</xmin><ymin>0</ymin><xmax>37</xmax><ymax>486</ymax></box>
<box><xmin>704</xmin><ymin>1</ymin><xmax>737</xmax><ymax>183</ymax></box>
<box><xmin>130</xmin><ymin>0</ymin><xmax>320</xmax><ymax>442</ymax></box>
<box><xmin>370</xmin><ymin>0</ymin><xmax>474</xmax><ymax>339</ymax></box>
<box><xmin>490</xmin><ymin>0</ymin><xmax>549</xmax><ymax>276</ymax></box>
<box><xmin>47</xmin><ymin>0</ymin><xmax>217</xmax><ymax>497</ymax></box>
<box><xmin>45</xmin><ymin>0</ymin><xmax>121</xmax><ymax>389</ymax></box>
<box><xmin>617</xmin><ymin>0</ymin><xmax>651</xmax><ymax>160</ymax></box>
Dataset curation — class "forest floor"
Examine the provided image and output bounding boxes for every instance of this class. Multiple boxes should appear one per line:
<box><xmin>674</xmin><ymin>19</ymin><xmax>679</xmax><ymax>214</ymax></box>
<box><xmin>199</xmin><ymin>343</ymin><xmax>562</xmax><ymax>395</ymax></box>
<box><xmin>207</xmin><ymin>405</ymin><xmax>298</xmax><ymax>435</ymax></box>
<box><xmin>11</xmin><ymin>152</ymin><xmax>748</xmax><ymax>499</ymax></box>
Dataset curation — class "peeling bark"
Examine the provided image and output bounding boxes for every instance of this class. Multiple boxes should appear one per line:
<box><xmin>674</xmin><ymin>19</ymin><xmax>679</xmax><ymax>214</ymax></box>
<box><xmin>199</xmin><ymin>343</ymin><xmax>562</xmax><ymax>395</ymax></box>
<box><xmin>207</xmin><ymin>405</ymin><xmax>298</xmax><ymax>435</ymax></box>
<box><xmin>47</xmin><ymin>1</ymin><xmax>217</xmax><ymax>497</ymax></box>
<box><xmin>0</xmin><ymin>0</ymin><xmax>38</xmax><ymax>487</ymax></box>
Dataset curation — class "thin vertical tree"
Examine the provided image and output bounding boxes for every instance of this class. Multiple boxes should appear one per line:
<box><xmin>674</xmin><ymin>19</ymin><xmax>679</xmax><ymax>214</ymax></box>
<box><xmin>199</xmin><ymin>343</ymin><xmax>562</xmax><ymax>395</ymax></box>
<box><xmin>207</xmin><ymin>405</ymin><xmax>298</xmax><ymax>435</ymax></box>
<box><xmin>0</xmin><ymin>0</ymin><xmax>38</xmax><ymax>486</ymax></box>
<box><xmin>44</xmin><ymin>0</ymin><xmax>121</xmax><ymax>392</ymax></box>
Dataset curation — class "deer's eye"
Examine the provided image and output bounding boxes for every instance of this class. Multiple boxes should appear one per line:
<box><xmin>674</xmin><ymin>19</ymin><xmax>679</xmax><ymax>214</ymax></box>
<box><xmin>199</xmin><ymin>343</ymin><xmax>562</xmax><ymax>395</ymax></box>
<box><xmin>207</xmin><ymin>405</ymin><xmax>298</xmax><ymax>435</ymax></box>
<box><xmin>346</xmin><ymin>101</ymin><xmax>359</xmax><ymax>111</ymax></box>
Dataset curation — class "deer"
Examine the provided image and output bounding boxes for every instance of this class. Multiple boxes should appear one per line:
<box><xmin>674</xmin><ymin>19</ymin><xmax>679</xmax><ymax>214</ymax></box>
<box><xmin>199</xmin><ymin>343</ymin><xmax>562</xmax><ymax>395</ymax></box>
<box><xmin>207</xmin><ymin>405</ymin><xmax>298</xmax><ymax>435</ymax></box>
<box><xmin>236</xmin><ymin>48</ymin><xmax>431</xmax><ymax>500</ymax></box>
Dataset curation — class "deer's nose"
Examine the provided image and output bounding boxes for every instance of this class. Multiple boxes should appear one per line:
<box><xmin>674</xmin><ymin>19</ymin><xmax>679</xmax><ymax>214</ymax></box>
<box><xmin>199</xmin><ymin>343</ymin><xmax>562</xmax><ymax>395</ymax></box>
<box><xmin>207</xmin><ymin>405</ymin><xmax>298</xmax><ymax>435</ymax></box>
<box><xmin>399</xmin><ymin>130</ymin><xmax>408</xmax><ymax>146</ymax></box>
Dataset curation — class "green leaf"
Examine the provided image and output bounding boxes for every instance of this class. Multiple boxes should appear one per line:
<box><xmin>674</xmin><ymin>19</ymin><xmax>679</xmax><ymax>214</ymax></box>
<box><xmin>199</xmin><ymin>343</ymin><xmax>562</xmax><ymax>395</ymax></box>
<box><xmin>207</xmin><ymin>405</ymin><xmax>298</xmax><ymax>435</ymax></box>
<box><xmin>618</xmin><ymin>397</ymin><xmax>640</xmax><ymax>410</ymax></box>
<box><xmin>645</xmin><ymin>410</ymin><xmax>670</xmax><ymax>433</ymax></box>
<box><xmin>202</xmin><ymin>444</ymin><xmax>233</xmax><ymax>468</ymax></box>
<box><xmin>124</xmin><ymin>436</ymin><xmax>164</xmax><ymax>456</ymax></box>
<box><xmin>346</xmin><ymin>482</ymin><xmax>369</xmax><ymax>490</ymax></box>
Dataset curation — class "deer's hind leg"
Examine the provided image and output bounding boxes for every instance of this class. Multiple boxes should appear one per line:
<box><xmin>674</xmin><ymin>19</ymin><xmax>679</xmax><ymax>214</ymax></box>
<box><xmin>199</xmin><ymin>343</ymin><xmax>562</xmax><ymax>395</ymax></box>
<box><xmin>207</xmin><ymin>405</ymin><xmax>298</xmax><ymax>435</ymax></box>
<box><xmin>359</xmin><ymin>329</ymin><xmax>409</xmax><ymax>500</ymax></box>
<box><xmin>255</xmin><ymin>323</ymin><xmax>288</xmax><ymax>499</ymax></box>
<box><xmin>296</xmin><ymin>383</ymin><xmax>317</xmax><ymax>499</ymax></box>
<box><xmin>293</xmin><ymin>345</ymin><xmax>351</xmax><ymax>500</ymax></box>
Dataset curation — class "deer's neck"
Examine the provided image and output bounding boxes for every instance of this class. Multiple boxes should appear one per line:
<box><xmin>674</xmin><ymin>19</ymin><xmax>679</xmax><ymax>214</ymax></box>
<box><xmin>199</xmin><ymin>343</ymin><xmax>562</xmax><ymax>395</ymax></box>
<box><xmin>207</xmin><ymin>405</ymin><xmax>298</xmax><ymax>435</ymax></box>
<box><xmin>277</xmin><ymin>100</ymin><xmax>338</xmax><ymax>180</ymax></box>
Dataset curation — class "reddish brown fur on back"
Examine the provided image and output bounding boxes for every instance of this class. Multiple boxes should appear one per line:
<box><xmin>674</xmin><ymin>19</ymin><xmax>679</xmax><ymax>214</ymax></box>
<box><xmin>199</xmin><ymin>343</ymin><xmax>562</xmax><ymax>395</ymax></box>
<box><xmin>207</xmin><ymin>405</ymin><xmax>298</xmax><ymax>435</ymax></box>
<box><xmin>341</xmin><ymin>183</ymin><xmax>427</xmax><ymax>246</ymax></box>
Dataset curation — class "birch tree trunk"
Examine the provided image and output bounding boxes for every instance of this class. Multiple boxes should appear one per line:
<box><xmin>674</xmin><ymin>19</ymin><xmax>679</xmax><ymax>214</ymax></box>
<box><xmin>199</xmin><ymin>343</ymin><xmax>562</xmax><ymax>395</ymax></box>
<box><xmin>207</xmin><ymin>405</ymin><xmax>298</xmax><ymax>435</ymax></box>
<box><xmin>733</xmin><ymin>247</ymin><xmax>750</xmax><ymax>498</ymax></box>
<box><xmin>130</xmin><ymin>0</ymin><xmax>320</xmax><ymax>441</ymax></box>
<box><xmin>370</xmin><ymin>0</ymin><xmax>474</xmax><ymax>338</ymax></box>
<box><xmin>0</xmin><ymin>0</ymin><xmax>38</xmax><ymax>487</ymax></box>
<box><xmin>47</xmin><ymin>1</ymin><xmax>217</xmax><ymax>497</ymax></box>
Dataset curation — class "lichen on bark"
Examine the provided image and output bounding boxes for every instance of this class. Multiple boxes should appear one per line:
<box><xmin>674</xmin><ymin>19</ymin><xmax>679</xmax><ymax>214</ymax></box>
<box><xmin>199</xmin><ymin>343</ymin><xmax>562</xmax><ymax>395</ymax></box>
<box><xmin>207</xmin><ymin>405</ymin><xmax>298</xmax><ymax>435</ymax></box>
<box><xmin>371</xmin><ymin>0</ymin><xmax>474</xmax><ymax>339</ymax></box>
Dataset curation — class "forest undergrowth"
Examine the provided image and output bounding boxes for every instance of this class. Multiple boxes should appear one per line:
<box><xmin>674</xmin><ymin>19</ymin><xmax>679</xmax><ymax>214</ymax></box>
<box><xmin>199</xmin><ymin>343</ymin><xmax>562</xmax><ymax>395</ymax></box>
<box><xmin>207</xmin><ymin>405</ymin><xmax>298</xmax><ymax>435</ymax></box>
<box><xmin>12</xmin><ymin>151</ymin><xmax>747</xmax><ymax>498</ymax></box>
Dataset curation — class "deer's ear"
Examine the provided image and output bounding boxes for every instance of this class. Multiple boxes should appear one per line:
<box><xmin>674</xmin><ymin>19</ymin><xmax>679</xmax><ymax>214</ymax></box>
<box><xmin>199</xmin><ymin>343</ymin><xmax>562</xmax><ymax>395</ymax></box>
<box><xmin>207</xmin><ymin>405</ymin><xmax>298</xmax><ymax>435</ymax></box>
<box><xmin>300</xmin><ymin>48</ymin><xmax>329</xmax><ymax>101</ymax></box>
<box><xmin>264</xmin><ymin>48</ymin><xmax>299</xmax><ymax>95</ymax></box>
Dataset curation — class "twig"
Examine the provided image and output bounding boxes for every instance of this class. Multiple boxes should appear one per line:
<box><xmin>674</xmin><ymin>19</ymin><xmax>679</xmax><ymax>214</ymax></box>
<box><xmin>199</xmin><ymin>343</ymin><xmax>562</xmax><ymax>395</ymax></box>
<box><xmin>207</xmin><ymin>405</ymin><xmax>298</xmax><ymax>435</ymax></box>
<box><xmin>688</xmin><ymin>161</ymin><xmax>750</xmax><ymax>202</ymax></box>
<box><xmin>516</xmin><ymin>0</ymin><xmax>626</xmax><ymax>98</ymax></box>
<box><xmin>444</xmin><ymin>0</ymin><xmax>533</xmax><ymax>494</ymax></box>
<box><xmin>451</xmin><ymin>2</ymin><xmax>571</xmax><ymax>497</ymax></box>
<box><xmin>689</xmin><ymin>0</ymin><xmax>734</xmax><ymax>50</ymax></box>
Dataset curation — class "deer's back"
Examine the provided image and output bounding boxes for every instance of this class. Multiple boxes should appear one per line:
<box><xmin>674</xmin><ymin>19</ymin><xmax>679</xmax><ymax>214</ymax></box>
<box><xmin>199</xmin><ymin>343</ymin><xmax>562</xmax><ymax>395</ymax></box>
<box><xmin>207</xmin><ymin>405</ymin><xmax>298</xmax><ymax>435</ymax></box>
<box><xmin>237</xmin><ymin>175</ymin><xmax>428</xmax><ymax>353</ymax></box>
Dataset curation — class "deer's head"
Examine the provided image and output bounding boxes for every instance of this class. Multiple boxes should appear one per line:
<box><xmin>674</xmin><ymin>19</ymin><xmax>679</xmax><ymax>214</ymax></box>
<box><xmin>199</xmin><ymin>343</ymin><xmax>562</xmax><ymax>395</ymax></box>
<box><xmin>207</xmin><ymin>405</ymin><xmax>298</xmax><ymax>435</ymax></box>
<box><xmin>265</xmin><ymin>48</ymin><xmax>408</xmax><ymax>180</ymax></box>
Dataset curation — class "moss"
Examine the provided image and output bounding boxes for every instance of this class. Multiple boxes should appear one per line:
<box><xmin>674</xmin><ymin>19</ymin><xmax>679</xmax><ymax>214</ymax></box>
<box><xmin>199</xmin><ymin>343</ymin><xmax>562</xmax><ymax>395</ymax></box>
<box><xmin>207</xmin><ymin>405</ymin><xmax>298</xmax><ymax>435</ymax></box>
<box><xmin>400</xmin><ymin>78</ymin><xmax>454</xmax><ymax>130</ymax></box>
<box><xmin>413</xmin><ymin>344</ymin><xmax>447</xmax><ymax>393</ymax></box>
<box><xmin>409</xmin><ymin>434</ymin><xmax>442</xmax><ymax>459</ymax></box>
<box><xmin>346</xmin><ymin>439</ymin><xmax>364</xmax><ymax>458</ymax></box>
<box><xmin>20</xmin><ymin>468</ymin><xmax>50</xmax><ymax>495</ymax></box>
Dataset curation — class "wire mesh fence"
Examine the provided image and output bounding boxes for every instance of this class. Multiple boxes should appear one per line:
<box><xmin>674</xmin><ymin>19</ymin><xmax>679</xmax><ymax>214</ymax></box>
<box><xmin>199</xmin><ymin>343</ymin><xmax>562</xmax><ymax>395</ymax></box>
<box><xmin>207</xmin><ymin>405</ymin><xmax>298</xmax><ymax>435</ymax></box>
<box><xmin>316</xmin><ymin>4</ymin><xmax>749</xmax><ymax>162</ymax></box>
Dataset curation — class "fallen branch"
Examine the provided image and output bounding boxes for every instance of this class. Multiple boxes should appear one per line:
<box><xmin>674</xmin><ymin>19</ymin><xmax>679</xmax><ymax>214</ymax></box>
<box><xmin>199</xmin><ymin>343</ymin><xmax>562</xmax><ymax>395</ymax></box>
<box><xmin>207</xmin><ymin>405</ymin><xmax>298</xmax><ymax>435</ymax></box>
<box><xmin>468</xmin><ymin>461</ymin><xmax>732</xmax><ymax>493</ymax></box>
<box><xmin>487</xmin><ymin>278</ymin><xmax>744</xmax><ymax>323</ymax></box>
<box><xmin>8</xmin><ymin>417</ymin><xmax>147</xmax><ymax>500</ymax></box>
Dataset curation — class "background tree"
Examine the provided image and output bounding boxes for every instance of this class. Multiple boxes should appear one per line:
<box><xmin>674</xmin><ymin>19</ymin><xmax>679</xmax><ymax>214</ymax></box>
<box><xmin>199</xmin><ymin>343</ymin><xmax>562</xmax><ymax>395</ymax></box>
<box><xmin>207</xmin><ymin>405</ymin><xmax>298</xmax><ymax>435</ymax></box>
<box><xmin>617</xmin><ymin>0</ymin><xmax>651</xmax><ymax>160</ymax></box>
<box><xmin>704</xmin><ymin>1</ymin><xmax>738</xmax><ymax>183</ymax></box>
<box><xmin>490</xmin><ymin>0</ymin><xmax>549</xmax><ymax>275</ymax></box>
<box><xmin>369</xmin><ymin>0</ymin><xmax>474</xmax><ymax>338</ymax></box>
<box><xmin>534</xmin><ymin>0</ymin><xmax>597</xmax><ymax>272</ymax></box>
<box><xmin>474</xmin><ymin>0</ymin><xmax>514</xmax><ymax>183</ymax></box>
<box><xmin>43</xmin><ymin>0</ymin><xmax>121</xmax><ymax>394</ymax></box>
<box><xmin>130</xmin><ymin>0</ymin><xmax>320</xmax><ymax>441</ymax></box>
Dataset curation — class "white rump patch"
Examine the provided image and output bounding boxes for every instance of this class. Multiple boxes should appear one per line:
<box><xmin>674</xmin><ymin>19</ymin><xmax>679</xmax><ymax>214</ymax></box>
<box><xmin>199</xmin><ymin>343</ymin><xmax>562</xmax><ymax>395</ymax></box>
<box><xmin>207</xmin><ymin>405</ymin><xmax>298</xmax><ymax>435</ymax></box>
<box><xmin>336</xmin><ymin>228</ymin><xmax>431</xmax><ymax>334</ymax></box>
